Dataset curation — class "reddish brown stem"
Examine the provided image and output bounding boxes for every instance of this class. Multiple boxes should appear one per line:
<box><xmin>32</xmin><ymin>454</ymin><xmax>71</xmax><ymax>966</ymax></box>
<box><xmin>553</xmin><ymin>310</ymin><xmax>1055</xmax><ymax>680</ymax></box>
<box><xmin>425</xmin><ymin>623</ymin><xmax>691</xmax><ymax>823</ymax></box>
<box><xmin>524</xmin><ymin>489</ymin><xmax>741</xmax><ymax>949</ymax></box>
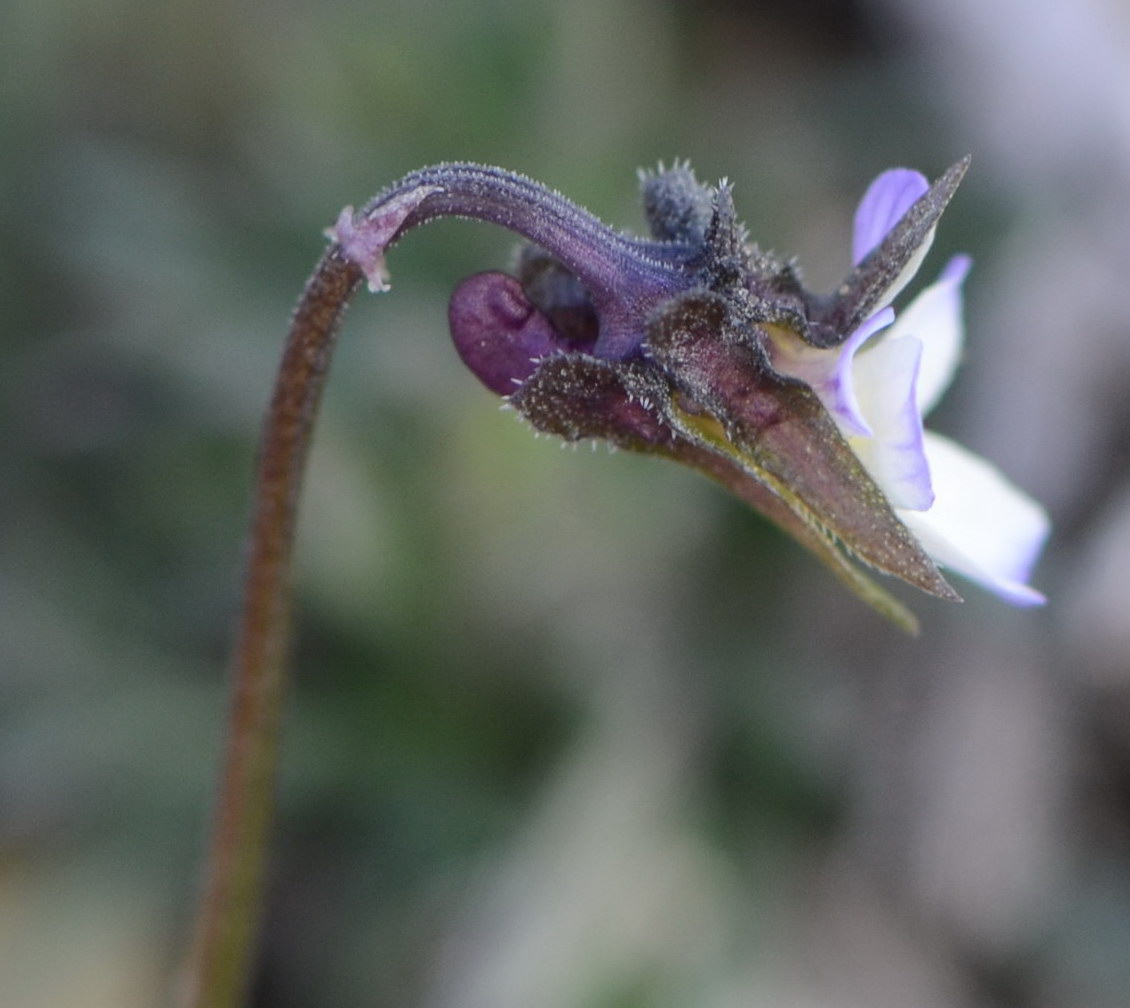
<box><xmin>177</xmin><ymin>248</ymin><xmax>363</xmax><ymax>1008</ymax></box>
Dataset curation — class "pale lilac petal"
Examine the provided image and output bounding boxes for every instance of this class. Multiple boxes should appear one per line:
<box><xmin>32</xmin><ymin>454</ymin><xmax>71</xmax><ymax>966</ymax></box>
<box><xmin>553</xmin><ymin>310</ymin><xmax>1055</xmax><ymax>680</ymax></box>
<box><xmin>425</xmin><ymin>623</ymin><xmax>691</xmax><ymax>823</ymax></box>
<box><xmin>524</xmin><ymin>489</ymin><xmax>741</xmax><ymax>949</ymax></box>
<box><xmin>852</xmin><ymin>169</ymin><xmax>930</xmax><ymax>265</ymax></box>
<box><xmin>766</xmin><ymin>309</ymin><xmax>894</xmax><ymax>438</ymax></box>
<box><xmin>848</xmin><ymin>335</ymin><xmax>933</xmax><ymax>510</ymax></box>
<box><xmin>888</xmin><ymin>254</ymin><xmax>972</xmax><ymax>416</ymax></box>
<box><xmin>898</xmin><ymin>432</ymin><xmax>1050</xmax><ymax>606</ymax></box>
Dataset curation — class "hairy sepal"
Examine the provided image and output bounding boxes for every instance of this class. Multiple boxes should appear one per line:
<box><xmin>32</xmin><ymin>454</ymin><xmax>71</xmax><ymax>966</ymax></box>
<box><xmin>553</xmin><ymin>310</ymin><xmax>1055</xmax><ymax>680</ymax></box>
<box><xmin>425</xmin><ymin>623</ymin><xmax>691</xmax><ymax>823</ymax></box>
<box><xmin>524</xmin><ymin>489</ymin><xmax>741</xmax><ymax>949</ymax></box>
<box><xmin>508</xmin><ymin>346</ymin><xmax>949</xmax><ymax>633</ymax></box>
<box><xmin>644</xmin><ymin>291</ymin><xmax>959</xmax><ymax>603</ymax></box>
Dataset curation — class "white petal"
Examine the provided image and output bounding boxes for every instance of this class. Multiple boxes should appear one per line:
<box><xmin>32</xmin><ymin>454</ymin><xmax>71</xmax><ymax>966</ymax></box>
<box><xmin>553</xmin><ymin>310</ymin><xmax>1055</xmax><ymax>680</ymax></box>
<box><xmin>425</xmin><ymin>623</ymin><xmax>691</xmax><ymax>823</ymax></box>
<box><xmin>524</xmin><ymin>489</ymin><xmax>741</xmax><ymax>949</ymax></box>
<box><xmin>849</xmin><ymin>335</ymin><xmax>933</xmax><ymax>510</ymax></box>
<box><xmin>898</xmin><ymin>432</ymin><xmax>1050</xmax><ymax>606</ymax></box>
<box><xmin>766</xmin><ymin>310</ymin><xmax>893</xmax><ymax>438</ymax></box>
<box><xmin>887</xmin><ymin>254</ymin><xmax>972</xmax><ymax>416</ymax></box>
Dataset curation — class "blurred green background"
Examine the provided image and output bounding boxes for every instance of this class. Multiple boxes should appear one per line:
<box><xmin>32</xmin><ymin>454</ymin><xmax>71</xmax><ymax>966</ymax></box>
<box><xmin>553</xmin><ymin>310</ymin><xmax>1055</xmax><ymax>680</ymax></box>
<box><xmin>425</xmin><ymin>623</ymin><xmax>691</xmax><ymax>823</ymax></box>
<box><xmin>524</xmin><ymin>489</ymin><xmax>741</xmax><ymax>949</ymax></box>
<box><xmin>5</xmin><ymin>0</ymin><xmax>1130</xmax><ymax>1005</ymax></box>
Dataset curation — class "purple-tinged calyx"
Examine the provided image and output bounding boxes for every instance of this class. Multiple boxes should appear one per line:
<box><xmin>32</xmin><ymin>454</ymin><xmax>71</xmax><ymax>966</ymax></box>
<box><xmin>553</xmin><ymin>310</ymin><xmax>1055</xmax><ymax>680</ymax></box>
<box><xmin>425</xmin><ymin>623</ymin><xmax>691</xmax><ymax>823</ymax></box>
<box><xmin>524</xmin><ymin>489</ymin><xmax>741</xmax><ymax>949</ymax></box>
<box><xmin>329</xmin><ymin>157</ymin><xmax>1048</xmax><ymax>630</ymax></box>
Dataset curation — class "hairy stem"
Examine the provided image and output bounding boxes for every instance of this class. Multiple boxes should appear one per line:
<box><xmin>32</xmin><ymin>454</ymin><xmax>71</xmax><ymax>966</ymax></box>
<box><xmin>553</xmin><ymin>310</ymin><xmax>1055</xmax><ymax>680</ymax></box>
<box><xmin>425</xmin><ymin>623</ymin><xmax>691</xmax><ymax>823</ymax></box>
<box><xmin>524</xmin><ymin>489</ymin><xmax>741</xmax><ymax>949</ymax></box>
<box><xmin>177</xmin><ymin>247</ymin><xmax>362</xmax><ymax>1008</ymax></box>
<box><xmin>368</xmin><ymin>163</ymin><xmax>686</xmax><ymax>357</ymax></box>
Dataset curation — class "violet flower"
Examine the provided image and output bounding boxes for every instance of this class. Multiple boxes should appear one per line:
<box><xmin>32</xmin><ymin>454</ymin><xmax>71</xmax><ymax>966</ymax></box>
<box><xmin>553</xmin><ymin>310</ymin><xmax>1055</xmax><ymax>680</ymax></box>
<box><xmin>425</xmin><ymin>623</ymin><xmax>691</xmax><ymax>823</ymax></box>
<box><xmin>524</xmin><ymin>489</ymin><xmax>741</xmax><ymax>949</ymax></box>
<box><xmin>768</xmin><ymin>169</ymin><xmax>1049</xmax><ymax>607</ymax></box>
<box><xmin>330</xmin><ymin>159</ymin><xmax>1048</xmax><ymax>630</ymax></box>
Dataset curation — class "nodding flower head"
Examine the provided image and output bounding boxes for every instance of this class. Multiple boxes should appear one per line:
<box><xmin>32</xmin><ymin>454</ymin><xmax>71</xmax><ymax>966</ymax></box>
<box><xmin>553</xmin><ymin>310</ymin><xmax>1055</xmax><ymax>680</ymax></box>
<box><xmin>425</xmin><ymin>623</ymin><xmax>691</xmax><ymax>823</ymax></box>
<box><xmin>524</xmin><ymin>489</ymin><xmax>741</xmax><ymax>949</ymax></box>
<box><xmin>329</xmin><ymin>159</ymin><xmax>1049</xmax><ymax>632</ymax></box>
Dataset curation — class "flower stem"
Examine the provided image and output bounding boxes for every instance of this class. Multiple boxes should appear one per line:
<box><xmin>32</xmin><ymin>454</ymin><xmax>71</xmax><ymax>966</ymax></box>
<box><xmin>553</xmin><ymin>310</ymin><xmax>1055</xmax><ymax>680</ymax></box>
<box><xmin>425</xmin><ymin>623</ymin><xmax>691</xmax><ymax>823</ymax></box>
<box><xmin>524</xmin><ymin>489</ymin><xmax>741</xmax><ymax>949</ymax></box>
<box><xmin>358</xmin><ymin>164</ymin><xmax>685</xmax><ymax>358</ymax></box>
<box><xmin>177</xmin><ymin>247</ymin><xmax>362</xmax><ymax>1008</ymax></box>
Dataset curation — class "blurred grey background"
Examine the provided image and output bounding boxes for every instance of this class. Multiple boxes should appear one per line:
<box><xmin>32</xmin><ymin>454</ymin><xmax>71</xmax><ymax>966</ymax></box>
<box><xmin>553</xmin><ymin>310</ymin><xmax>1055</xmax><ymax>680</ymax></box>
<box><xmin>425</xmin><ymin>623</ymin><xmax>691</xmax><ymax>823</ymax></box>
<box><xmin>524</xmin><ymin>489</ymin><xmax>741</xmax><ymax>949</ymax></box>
<box><xmin>4</xmin><ymin>0</ymin><xmax>1130</xmax><ymax>1005</ymax></box>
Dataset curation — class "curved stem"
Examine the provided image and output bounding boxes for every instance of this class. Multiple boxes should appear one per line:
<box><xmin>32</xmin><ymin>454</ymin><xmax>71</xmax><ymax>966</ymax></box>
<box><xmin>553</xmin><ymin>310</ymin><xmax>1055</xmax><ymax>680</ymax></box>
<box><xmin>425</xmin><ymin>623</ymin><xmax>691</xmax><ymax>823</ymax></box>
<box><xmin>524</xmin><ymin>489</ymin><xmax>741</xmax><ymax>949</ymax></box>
<box><xmin>378</xmin><ymin>163</ymin><xmax>681</xmax><ymax>292</ymax></box>
<box><xmin>366</xmin><ymin>164</ymin><xmax>686</xmax><ymax>358</ymax></box>
<box><xmin>177</xmin><ymin>248</ymin><xmax>362</xmax><ymax>1008</ymax></box>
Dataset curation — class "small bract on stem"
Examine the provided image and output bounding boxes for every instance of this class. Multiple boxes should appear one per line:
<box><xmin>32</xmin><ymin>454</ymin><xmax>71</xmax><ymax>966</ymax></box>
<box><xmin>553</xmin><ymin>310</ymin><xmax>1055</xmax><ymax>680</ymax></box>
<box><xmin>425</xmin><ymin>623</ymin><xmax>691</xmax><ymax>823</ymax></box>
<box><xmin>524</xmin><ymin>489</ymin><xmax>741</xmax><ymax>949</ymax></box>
<box><xmin>179</xmin><ymin>158</ymin><xmax>1049</xmax><ymax>1008</ymax></box>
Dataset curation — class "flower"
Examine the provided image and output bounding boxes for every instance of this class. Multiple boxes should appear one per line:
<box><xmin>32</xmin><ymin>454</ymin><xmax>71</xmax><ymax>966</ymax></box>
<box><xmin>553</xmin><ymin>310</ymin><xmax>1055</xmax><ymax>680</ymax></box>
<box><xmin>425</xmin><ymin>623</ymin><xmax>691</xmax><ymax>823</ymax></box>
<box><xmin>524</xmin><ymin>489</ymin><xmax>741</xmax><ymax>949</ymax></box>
<box><xmin>329</xmin><ymin>159</ymin><xmax>1048</xmax><ymax>631</ymax></box>
<box><xmin>768</xmin><ymin>169</ymin><xmax>1049</xmax><ymax>606</ymax></box>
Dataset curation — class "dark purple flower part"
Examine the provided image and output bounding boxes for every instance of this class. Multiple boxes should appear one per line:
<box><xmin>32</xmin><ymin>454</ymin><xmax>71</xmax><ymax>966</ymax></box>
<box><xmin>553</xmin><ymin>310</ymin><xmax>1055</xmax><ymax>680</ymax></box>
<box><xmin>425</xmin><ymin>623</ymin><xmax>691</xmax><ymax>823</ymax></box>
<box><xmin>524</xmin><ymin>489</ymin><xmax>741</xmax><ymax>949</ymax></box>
<box><xmin>446</xmin><ymin>272</ymin><xmax>566</xmax><ymax>395</ymax></box>
<box><xmin>328</xmin><ymin>158</ymin><xmax>1048</xmax><ymax>632</ymax></box>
